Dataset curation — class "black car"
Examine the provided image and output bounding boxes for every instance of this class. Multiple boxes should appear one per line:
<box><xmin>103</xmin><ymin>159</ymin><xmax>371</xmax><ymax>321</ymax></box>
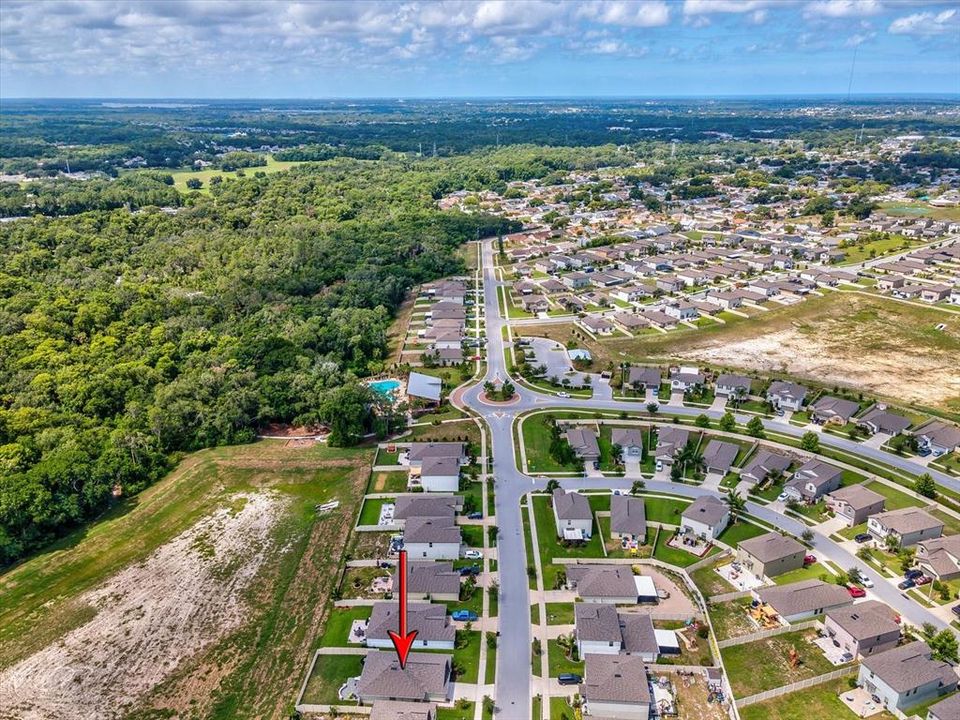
<box><xmin>558</xmin><ymin>673</ymin><xmax>582</xmax><ymax>686</ymax></box>
<box><xmin>854</xmin><ymin>533</ymin><xmax>873</xmax><ymax>543</ymax></box>
<box><xmin>459</xmin><ymin>565</ymin><xmax>481</xmax><ymax>577</ymax></box>
<box><xmin>467</xmin><ymin>512</ymin><xmax>483</xmax><ymax>520</ymax></box>
<box><xmin>904</xmin><ymin>569</ymin><xmax>924</xmax><ymax>581</ymax></box>
<box><xmin>952</xmin><ymin>604</ymin><xmax>960</xmax><ymax>617</ymax></box>
<box><xmin>898</xmin><ymin>578</ymin><xmax>915</xmax><ymax>590</ymax></box>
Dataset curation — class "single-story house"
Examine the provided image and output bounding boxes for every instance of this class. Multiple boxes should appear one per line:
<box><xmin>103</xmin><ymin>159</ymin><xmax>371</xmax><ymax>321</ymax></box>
<box><xmin>403</xmin><ymin>516</ymin><xmax>461</xmax><ymax>560</ymax></box>
<box><xmin>393</xmin><ymin>495</ymin><xmax>462</xmax><ymax>524</ymax></box>
<box><xmin>912</xmin><ymin>420</ymin><xmax>960</xmax><ymax>455</ymax></box>
<box><xmin>784</xmin><ymin>459</ymin><xmax>843</xmax><ymax>503</ymax></box>
<box><xmin>581</xmin><ymin>654</ymin><xmax>651</xmax><ymax>720</ymax></box>
<box><xmin>857</xmin><ymin>405</ymin><xmax>912</xmax><ymax>436</ymax></box>
<box><xmin>739</xmin><ymin>449</ymin><xmax>792</xmax><ymax>485</ymax></box>
<box><xmin>366</xmin><ymin>602</ymin><xmax>455</xmax><ymax>650</ymax></box>
<box><xmin>407</xmin><ymin>372</ymin><xmax>443</xmax><ymax>404</ymax></box>
<box><xmin>669</xmin><ymin>370</ymin><xmax>705</xmax><ymax>391</ymax></box>
<box><xmin>736</xmin><ymin>532</ymin><xmax>806</xmax><ymax>579</ymax></box>
<box><xmin>565</xmin><ymin>427</ymin><xmax>601</xmax><ymax>462</ymax></box>
<box><xmin>681</xmin><ymin>496</ymin><xmax>729</xmax><ymax>540</ymax></box>
<box><xmin>627</xmin><ymin>366</ymin><xmax>662</xmax><ymax>390</ymax></box>
<box><xmin>702</xmin><ymin>439</ymin><xmax>739</xmax><ymax>475</ymax></box>
<box><xmin>810</xmin><ymin>396</ymin><xmax>861</xmax><ymax>425</ymax></box>
<box><xmin>715</xmin><ymin>373</ymin><xmax>752</xmax><ymax>398</ymax></box>
<box><xmin>520</xmin><ymin>294</ymin><xmax>549</xmax><ymax>313</ymax></box>
<box><xmin>611</xmin><ymin>428</ymin><xmax>644</xmax><ymax>456</ymax></box>
<box><xmin>825</xmin><ymin>484</ymin><xmax>886</xmax><ymax>527</ymax></box>
<box><xmin>823</xmin><ymin>600</ymin><xmax>901</xmax><ymax>659</ymax></box>
<box><xmin>610</xmin><ymin>495</ymin><xmax>646</xmax><ymax>543</ymax></box>
<box><xmin>356</xmin><ymin>651</ymin><xmax>452</xmax><ymax>704</ymax></box>
<box><xmin>755</xmin><ymin>579</ymin><xmax>853</xmax><ymax>622</ymax></box>
<box><xmin>766</xmin><ymin>380</ymin><xmax>809</xmax><ymax>412</ymax></box>
<box><xmin>581</xmin><ymin>315</ymin><xmax>616</xmax><ymax>336</ymax></box>
<box><xmin>915</xmin><ymin>534</ymin><xmax>960</xmax><ymax>581</ymax></box>
<box><xmin>858</xmin><ymin>641</ymin><xmax>958</xmax><ymax>712</ymax></box>
<box><xmin>402</xmin><ymin>561</ymin><xmax>461</xmax><ymax>602</ymax></box>
<box><xmin>566</xmin><ymin>564</ymin><xmax>658</xmax><ymax>604</ymax></box>
<box><xmin>868</xmin><ymin>507</ymin><xmax>944</xmax><ymax>548</ymax></box>
<box><xmin>553</xmin><ymin>489</ymin><xmax>593</xmax><ymax>540</ymax></box>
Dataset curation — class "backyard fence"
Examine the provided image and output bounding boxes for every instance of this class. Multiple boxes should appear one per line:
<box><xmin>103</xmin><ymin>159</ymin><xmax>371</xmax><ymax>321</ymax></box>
<box><xmin>735</xmin><ymin>665</ymin><xmax>857</xmax><ymax>707</ymax></box>
<box><xmin>716</xmin><ymin>619</ymin><xmax>820</xmax><ymax>649</ymax></box>
<box><xmin>687</xmin><ymin>548</ymin><xmax>732</xmax><ymax>573</ymax></box>
<box><xmin>709</xmin><ymin>589</ymin><xmax>752</xmax><ymax>603</ymax></box>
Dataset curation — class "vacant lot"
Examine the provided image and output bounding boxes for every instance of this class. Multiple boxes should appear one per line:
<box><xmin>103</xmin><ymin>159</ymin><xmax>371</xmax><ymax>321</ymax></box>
<box><xmin>722</xmin><ymin>629</ymin><xmax>842</xmax><ymax>698</ymax></box>
<box><xmin>0</xmin><ymin>441</ymin><xmax>372</xmax><ymax>720</ymax></box>
<box><xmin>739</xmin><ymin>677</ymin><xmax>894</xmax><ymax>720</ymax></box>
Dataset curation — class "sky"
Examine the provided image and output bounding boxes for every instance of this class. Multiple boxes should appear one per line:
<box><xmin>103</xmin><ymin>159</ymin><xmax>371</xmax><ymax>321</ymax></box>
<box><xmin>1</xmin><ymin>0</ymin><xmax>958</xmax><ymax>98</ymax></box>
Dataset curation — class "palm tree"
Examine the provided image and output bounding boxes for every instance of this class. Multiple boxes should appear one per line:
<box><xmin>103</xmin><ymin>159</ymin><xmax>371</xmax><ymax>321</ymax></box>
<box><xmin>725</xmin><ymin>489</ymin><xmax>747</xmax><ymax>524</ymax></box>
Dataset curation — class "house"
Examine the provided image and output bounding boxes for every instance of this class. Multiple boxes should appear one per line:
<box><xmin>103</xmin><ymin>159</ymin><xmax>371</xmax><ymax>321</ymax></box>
<box><xmin>403</xmin><ymin>516</ymin><xmax>461</xmax><ymax>560</ymax></box>
<box><xmin>610</xmin><ymin>495</ymin><xmax>646</xmax><ymax>542</ymax></box>
<box><xmin>669</xmin><ymin>369</ymin><xmax>705</xmax><ymax>391</ymax></box>
<box><xmin>653</xmin><ymin>426</ymin><xmax>690</xmax><ymax>464</ymax></box>
<box><xmin>810</xmin><ymin>396</ymin><xmax>861</xmax><ymax>425</ymax></box>
<box><xmin>857</xmin><ymin>405</ymin><xmax>912</xmax><ymax>436</ymax></box>
<box><xmin>553</xmin><ymin>489</ymin><xmax>594</xmax><ymax>540</ymax></box>
<box><xmin>736</xmin><ymin>532</ymin><xmax>806</xmax><ymax>579</ymax></box>
<box><xmin>663</xmin><ymin>302</ymin><xmax>699</xmax><ymax>321</ymax></box>
<box><xmin>928</xmin><ymin>693</ymin><xmax>960</xmax><ymax>720</ymax></box>
<box><xmin>581</xmin><ymin>654</ymin><xmax>651</xmax><ymax>720</ymax></box>
<box><xmin>702</xmin><ymin>439</ymin><xmax>739</xmax><ymax>475</ymax></box>
<box><xmin>755</xmin><ymin>579</ymin><xmax>852</xmax><ymax>622</ymax></box>
<box><xmin>680</xmin><ymin>496</ymin><xmax>729</xmax><ymax>540</ymax></box>
<box><xmin>565</xmin><ymin>427</ymin><xmax>601</xmax><ymax>463</ymax></box>
<box><xmin>366</xmin><ymin>602</ymin><xmax>455</xmax><ymax>650</ymax></box>
<box><xmin>704</xmin><ymin>290</ymin><xmax>743</xmax><ymax>309</ymax></box>
<box><xmin>407</xmin><ymin>372</ymin><xmax>443</xmax><ymax>404</ymax></box>
<box><xmin>784</xmin><ymin>459</ymin><xmax>843</xmax><ymax>503</ymax></box>
<box><xmin>575</xmin><ymin>605</ymin><xmax>659</xmax><ymax>661</ymax></box>
<box><xmin>824</xmin><ymin>601</ymin><xmax>901</xmax><ymax>659</ymax></box>
<box><xmin>428</xmin><ymin>301</ymin><xmax>465</xmax><ymax>323</ymax></box>
<box><xmin>608</xmin><ymin>429</ymin><xmax>643</xmax><ymax>461</ymax></box>
<box><xmin>566</xmin><ymin>564</ymin><xmax>658</xmax><ymax>604</ymax></box>
<box><xmin>912</xmin><ymin>420</ymin><xmax>960</xmax><ymax>456</ymax></box>
<box><xmin>370</xmin><ymin>700</ymin><xmax>438</xmax><ymax>720</ymax></box>
<box><xmin>920</xmin><ymin>284</ymin><xmax>952</xmax><ymax>303</ymax></box>
<box><xmin>825</xmin><ymin>484</ymin><xmax>886</xmax><ymax>527</ymax></box>
<box><xmin>393</xmin><ymin>495</ymin><xmax>462</xmax><ymax>524</ymax></box>
<box><xmin>766</xmin><ymin>381</ymin><xmax>808</xmax><ymax>412</ymax></box>
<box><xmin>356</xmin><ymin>651</ymin><xmax>452</xmax><ymax>704</ymax></box>
<box><xmin>402</xmin><ymin>561</ymin><xmax>461</xmax><ymax>602</ymax></box>
<box><xmin>520</xmin><ymin>294</ymin><xmax>549</xmax><ymax>313</ymax></box>
<box><xmin>613</xmin><ymin>312</ymin><xmax>650</xmax><ymax>332</ymax></box>
<box><xmin>739</xmin><ymin>449</ymin><xmax>792</xmax><ymax>485</ymax></box>
<box><xmin>581</xmin><ymin>315</ymin><xmax>616</xmax><ymax>336</ymax></box>
<box><xmin>915</xmin><ymin>535</ymin><xmax>960</xmax><ymax>581</ymax></box>
<box><xmin>715</xmin><ymin>373</ymin><xmax>752</xmax><ymax>398</ymax></box>
<box><xmin>416</xmin><ymin>456</ymin><xmax>461</xmax><ymax>493</ymax></box>
<box><xmin>868</xmin><ymin>507</ymin><xmax>944</xmax><ymax>548</ymax></box>
<box><xmin>627</xmin><ymin>366</ymin><xmax>662</xmax><ymax>391</ymax></box>
<box><xmin>858</xmin><ymin>642</ymin><xmax>958</xmax><ymax>712</ymax></box>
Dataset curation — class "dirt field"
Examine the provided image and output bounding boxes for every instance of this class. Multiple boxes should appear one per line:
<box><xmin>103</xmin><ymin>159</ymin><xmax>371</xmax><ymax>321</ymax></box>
<box><xmin>522</xmin><ymin>293</ymin><xmax>960</xmax><ymax>413</ymax></box>
<box><xmin>0</xmin><ymin>442</ymin><xmax>373</xmax><ymax>720</ymax></box>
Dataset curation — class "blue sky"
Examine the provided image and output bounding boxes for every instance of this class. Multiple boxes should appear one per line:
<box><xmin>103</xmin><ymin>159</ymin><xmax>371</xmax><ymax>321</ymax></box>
<box><xmin>1</xmin><ymin>1</ymin><xmax>958</xmax><ymax>98</ymax></box>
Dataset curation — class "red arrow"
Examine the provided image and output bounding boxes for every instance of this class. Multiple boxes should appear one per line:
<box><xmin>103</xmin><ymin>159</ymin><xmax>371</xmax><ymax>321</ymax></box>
<box><xmin>388</xmin><ymin>549</ymin><xmax>418</xmax><ymax>668</ymax></box>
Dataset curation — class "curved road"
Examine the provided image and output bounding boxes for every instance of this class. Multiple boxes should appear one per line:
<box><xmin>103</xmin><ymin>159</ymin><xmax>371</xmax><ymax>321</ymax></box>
<box><xmin>457</xmin><ymin>239</ymin><xmax>958</xmax><ymax>718</ymax></box>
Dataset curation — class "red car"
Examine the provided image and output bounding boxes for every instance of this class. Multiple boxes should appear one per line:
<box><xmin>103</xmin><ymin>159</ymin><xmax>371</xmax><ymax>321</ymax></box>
<box><xmin>915</xmin><ymin>575</ymin><xmax>932</xmax><ymax>586</ymax></box>
<box><xmin>803</xmin><ymin>555</ymin><xmax>817</xmax><ymax>565</ymax></box>
<box><xmin>847</xmin><ymin>586</ymin><xmax>867</xmax><ymax>598</ymax></box>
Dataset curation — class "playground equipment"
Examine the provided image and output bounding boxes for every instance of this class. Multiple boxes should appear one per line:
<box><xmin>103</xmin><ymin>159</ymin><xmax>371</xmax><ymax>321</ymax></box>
<box><xmin>749</xmin><ymin>602</ymin><xmax>781</xmax><ymax>629</ymax></box>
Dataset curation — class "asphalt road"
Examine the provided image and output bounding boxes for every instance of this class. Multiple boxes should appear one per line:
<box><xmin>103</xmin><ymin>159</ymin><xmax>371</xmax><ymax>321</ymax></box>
<box><xmin>458</xmin><ymin>238</ymin><xmax>958</xmax><ymax>718</ymax></box>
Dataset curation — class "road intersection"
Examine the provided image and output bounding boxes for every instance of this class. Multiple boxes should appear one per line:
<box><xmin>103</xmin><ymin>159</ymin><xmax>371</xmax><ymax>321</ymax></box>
<box><xmin>456</xmin><ymin>238</ymin><xmax>959</xmax><ymax>718</ymax></box>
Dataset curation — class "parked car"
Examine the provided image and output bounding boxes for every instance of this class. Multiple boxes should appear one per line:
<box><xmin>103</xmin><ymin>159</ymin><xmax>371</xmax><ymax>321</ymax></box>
<box><xmin>558</xmin><ymin>673</ymin><xmax>582</xmax><ymax>686</ymax></box>
<box><xmin>897</xmin><ymin>579</ymin><xmax>916</xmax><ymax>590</ymax></box>
<box><xmin>466</xmin><ymin>512</ymin><xmax>483</xmax><ymax>520</ymax></box>
<box><xmin>656</xmin><ymin>460</ymin><xmax>663</xmax><ymax>472</ymax></box>
<box><xmin>860</xmin><ymin>577</ymin><xmax>874</xmax><ymax>588</ymax></box>
<box><xmin>847</xmin><ymin>586</ymin><xmax>866</xmax><ymax>598</ymax></box>
<box><xmin>854</xmin><ymin>533</ymin><xmax>873</xmax><ymax>543</ymax></box>
<box><xmin>803</xmin><ymin>555</ymin><xmax>817</xmax><ymax>565</ymax></box>
<box><xmin>451</xmin><ymin>610</ymin><xmax>478</xmax><ymax>622</ymax></box>
<box><xmin>841</xmin><ymin>652</ymin><xmax>855</xmax><ymax>663</ymax></box>
<box><xmin>904</xmin><ymin>569</ymin><xmax>924</xmax><ymax>581</ymax></box>
<box><xmin>952</xmin><ymin>604</ymin><xmax>960</xmax><ymax>617</ymax></box>
<box><xmin>557</xmin><ymin>391</ymin><xmax>570</xmax><ymax>398</ymax></box>
<box><xmin>915</xmin><ymin>575</ymin><xmax>932</xmax><ymax>586</ymax></box>
<box><xmin>917</xmin><ymin>446</ymin><xmax>932</xmax><ymax>457</ymax></box>
<box><xmin>463</xmin><ymin>549</ymin><xmax>483</xmax><ymax>560</ymax></box>
<box><xmin>777</xmin><ymin>492</ymin><xmax>789</xmax><ymax>503</ymax></box>
<box><xmin>459</xmin><ymin>565</ymin><xmax>481</xmax><ymax>577</ymax></box>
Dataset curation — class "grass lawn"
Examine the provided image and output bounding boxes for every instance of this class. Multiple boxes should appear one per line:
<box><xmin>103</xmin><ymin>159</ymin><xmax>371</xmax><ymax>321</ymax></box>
<box><xmin>299</xmin><ymin>653</ymin><xmax>365</xmax><ymax>704</ymax></box>
<box><xmin>168</xmin><ymin>155</ymin><xmax>307</xmax><ymax>192</ymax></box>
<box><xmin>839</xmin><ymin>521</ymin><xmax>868</xmax><ymax>540</ymax></box>
<box><xmin>773</xmin><ymin>562</ymin><xmax>833</xmax><ymax>586</ymax></box>
<box><xmin>643</xmin><ymin>495</ymin><xmax>692</xmax><ymax>525</ymax></box>
<box><xmin>485</xmin><ymin>637</ymin><xmax>497</xmax><ymax>684</ymax></box>
<box><xmin>721</xmin><ymin>629</ymin><xmax>845</xmax><ymax>697</ymax></box>
<box><xmin>547</xmin><ymin>638</ymin><xmax>583</xmax><ymax>677</ymax></box>
<box><xmin>707</xmin><ymin>597</ymin><xmax>755</xmax><ymax>641</ymax></box>
<box><xmin>437</xmin><ymin>702</ymin><xmax>476</xmax><ymax>720</ymax></box>
<box><xmin>317</xmin><ymin>606</ymin><xmax>372</xmax><ymax>646</ymax></box>
<box><xmin>374</xmin><ymin>447</ymin><xmax>402</xmax><ymax>465</ymax></box>
<box><xmin>531</xmin><ymin>495</ymin><xmax>605</xmax><ymax>588</ymax></box>
<box><xmin>522</xmin><ymin>414</ymin><xmax>581</xmax><ymax>473</ymax></box>
<box><xmin>718</xmin><ymin>519</ymin><xmax>768</xmax><ymax>547</ymax></box>
<box><xmin>930</xmin><ymin>508</ymin><xmax>960</xmax><ymax>536</ymax></box>
<box><xmin>458</xmin><ymin>581</ymin><xmax>484</xmax><ymax>617</ymax></box>
<box><xmin>489</xmin><ymin>587</ymin><xmax>499</xmax><ymax>618</ymax></box>
<box><xmin>739</xmin><ymin>677</ymin><xmax>891</xmax><ymax>720</ymax></box>
<box><xmin>522</xmin><ymin>503</ymin><xmax>537</xmax><ymax>590</ymax></box>
<box><xmin>452</xmin><ymin>630</ymin><xmax>483</xmax><ymax>683</ymax></box>
<box><xmin>366</xmin><ymin>471</ymin><xmax>409</xmax><ymax>494</ymax></box>
<box><xmin>652</xmin><ymin>527</ymin><xmax>717</xmax><ymax>568</ymax></box>
<box><xmin>550</xmin><ymin>696</ymin><xmax>578</xmax><ymax>720</ymax></box>
<box><xmin>863</xmin><ymin>480</ymin><xmax>924</xmax><ymax>510</ymax></box>
<box><xmin>544</xmin><ymin>602</ymin><xmax>576</xmax><ymax>625</ymax></box>
<box><xmin>358</xmin><ymin>497</ymin><xmax>393</xmax><ymax>525</ymax></box>
<box><xmin>460</xmin><ymin>523</ymin><xmax>485</xmax><ymax>548</ymax></box>
<box><xmin>690</xmin><ymin>562</ymin><xmax>737</xmax><ymax>598</ymax></box>
<box><xmin>0</xmin><ymin>441</ymin><xmax>374</xmax><ymax>720</ymax></box>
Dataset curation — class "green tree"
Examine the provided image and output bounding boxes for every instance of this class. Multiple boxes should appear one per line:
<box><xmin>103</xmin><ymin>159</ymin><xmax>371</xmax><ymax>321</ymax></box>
<box><xmin>320</xmin><ymin>383</ymin><xmax>376</xmax><ymax>446</ymax></box>
<box><xmin>914</xmin><ymin>473</ymin><xmax>937</xmax><ymax>499</ymax></box>
<box><xmin>718</xmin><ymin>412</ymin><xmax>736</xmax><ymax>432</ymax></box>
<box><xmin>695</xmin><ymin>413</ymin><xmax>710</xmax><ymax>428</ymax></box>
<box><xmin>800</xmin><ymin>431</ymin><xmax>820</xmax><ymax>453</ymax></box>
<box><xmin>724</xmin><ymin>489</ymin><xmax>746</xmax><ymax>523</ymax></box>
<box><xmin>930</xmin><ymin>630</ymin><xmax>959</xmax><ymax>663</ymax></box>
<box><xmin>746</xmin><ymin>416</ymin><xmax>766</xmax><ymax>438</ymax></box>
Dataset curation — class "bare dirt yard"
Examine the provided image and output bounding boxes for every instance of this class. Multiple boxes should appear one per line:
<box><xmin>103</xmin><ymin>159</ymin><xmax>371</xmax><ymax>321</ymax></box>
<box><xmin>0</xmin><ymin>442</ymin><xmax>373</xmax><ymax>720</ymax></box>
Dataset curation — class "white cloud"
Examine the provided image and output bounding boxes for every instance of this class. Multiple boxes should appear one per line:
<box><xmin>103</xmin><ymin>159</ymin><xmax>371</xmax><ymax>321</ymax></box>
<box><xmin>578</xmin><ymin>1</ymin><xmax>671</xmax><ymax>27</ymax></box>
<box><xmin>683</xmin><ymin>0</ymin><xmax>779</xmax><ymax>15</ymax></box>
<box><xmin>889</xmin><ymin>8</ymin><xmax>959</xmax><ymax>36</ymax></box>
<box><xmin>804</xmin><ymin>1</ymin><xmax>884</xmax><ymax>19</ymax></box>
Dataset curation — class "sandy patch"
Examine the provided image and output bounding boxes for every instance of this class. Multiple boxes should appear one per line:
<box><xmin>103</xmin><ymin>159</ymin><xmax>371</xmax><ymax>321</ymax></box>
<box><xmin>0</xmin><ymin>492</ymin><xmax>287</xmax><ymax>720</ymax></box>
<box><xmin>675</xmin><ymin>326</ymin><xmax>960</xmax><ymax>409</ymax></box>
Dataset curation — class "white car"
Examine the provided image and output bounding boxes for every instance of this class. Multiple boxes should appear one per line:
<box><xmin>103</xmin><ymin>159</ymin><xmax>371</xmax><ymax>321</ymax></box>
<box><xmin>860</xmin><ymin>577</ymin><xmax>874</xmax><ymax>588</ymax></box>
<box><xmin>557</xmin><ymin>391</ymin><xmax>570</xmax><ymax>398</ymax></box>
<box><xmin>463</xmin><ymin>550</ymin><xmax>483</xmax><ymax>560</ymax></box>
<box><xmin>777</xmin><ymin>492</ymin><xmax>789</xmax><ymax>502</ymax></box>
<box><xmin>655</xmin><ymin>460</ymin><xmax>663</xmax><ymax>472</ymax></box>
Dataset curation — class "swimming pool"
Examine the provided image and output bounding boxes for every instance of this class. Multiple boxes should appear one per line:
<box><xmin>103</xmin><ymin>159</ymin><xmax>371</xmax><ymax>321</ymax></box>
<box><xmin>369</xmin><ymin>379</ymin><xmax>401</xmax><ymax>397</ymax></box>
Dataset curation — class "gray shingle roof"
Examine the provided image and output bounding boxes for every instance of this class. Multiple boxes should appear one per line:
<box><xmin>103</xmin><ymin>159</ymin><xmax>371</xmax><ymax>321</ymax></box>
<box><xmin>403</xmin><ymin>516</ymin><xmax>461</xmax><ymax>544</ymax></box>
<box><xmin>618</xmin><ymin>613</ymin><xmax>659</xmax><ymax>656</ymax></box>
<box><xmin>738</xmin><ymin>531</ymin><xmax>804</xmax><ymax>563</ymax></box>
<box><xmin>575</xmin><ymin>603</ymin><xmax>621</xmax><ymax>643</ymax></box>
<box><xmin>611</xmin><ymin>428</ymin><xmax>644</xmax><ymax>449</ymax></box>
<box><xmin>420</xmin><ymin>456</ymin><xmax>460</xmax><ymax>477</ymax></box>
<box><xmin>402</xmin><ymin>562</ymin><xmax>461</xmax><ymax>597</ymax></box>
<box><xmin>567</xmin><ymin>565</ymin><xmax>639</xmax><ymax>599</ymax></box>
<box><xmin>928</xmin><ymin>692</ymin><xmax>960</xmax><ymax>720</ymax></box>
<box><xmin>825</xmin><ymin>600</ymin><xmax>899</xmax><ymax>641</ymax></box>
<box><xmin>703</xmin><ymin>439</ymin><xmax>739</xmax><ymax>473</ymax></box>
<box><xmin>716</xmin><ymin>373</ymin><xmax>752</xmax><ymax>392</ymax></box>
<box><xmin>826</xmin><ymin>484</ymin><xmax>885</xmax><ymax>511</ymax></box>
<box><xmin>767</xmin><ymin>380</ymin><xmax>808</xmax><ymax>403</ymax></box>
<box><xmin>610</xmin><ymin>495</ymin><xmax>646</xmax><ymax>537</ymax></box>
<box><xmin>358</xmin><ymin>651</ymin><xmax>451</xmax><ymax>702</ymax></box>
<box><xmin>582</xmin><ymin>654</ymin><xmax>651</xmax><ymax>705</ymax></box>
<box><xmin>394</xmin><ymin>495</ymin><xmax>462</xmax><ymax>521</ymax></box>
<box><xmin>811</xmin><ymin>395</ymin><xmax>861</xmax><ymax>421</ymax></box>
<box><xmin>553</xmin><ymin>489</ymin><xmax>593</xmax><ymax>521</ymax></box>
<box><xmin>757</xmin><ymin>579</ymin><xmax>852</xmax><ymax>617</ymax></box>
<box><xmin>741</xmin><ymin>449</ymin><xmax>791</xmax><ymax>483</ymax></box>
<box><xmin>860</xmin><ymin>641</ymin><xmax>957</xmax><ymax>694</ymax></box>
<box><xmin>682</xmin><ymin>495</ymin><xmax>728</xmax><ymax>527</ymax></box>
<box><xmin>367</xmin><ymin>602</ymin><xmax>455</xmax><ymax>645</ymax></box>
<box><xmin>370</xmin><ymin>700</ymin><xmax>437</xmax><ymax>720</ymax></box>
<box><xmin>565</xmin><ymin>428</ymin><xmax>601</xmax><ymax>459</ymax></box>
<box><xmin>407</xmin><ymin>442</ymin><xmax>465</xmax><ymax>463</ymax></box>
<box><xmin>871</xmin><ymin>507</ymin><xmax>944</xmax><ymax>536</ymax></box>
